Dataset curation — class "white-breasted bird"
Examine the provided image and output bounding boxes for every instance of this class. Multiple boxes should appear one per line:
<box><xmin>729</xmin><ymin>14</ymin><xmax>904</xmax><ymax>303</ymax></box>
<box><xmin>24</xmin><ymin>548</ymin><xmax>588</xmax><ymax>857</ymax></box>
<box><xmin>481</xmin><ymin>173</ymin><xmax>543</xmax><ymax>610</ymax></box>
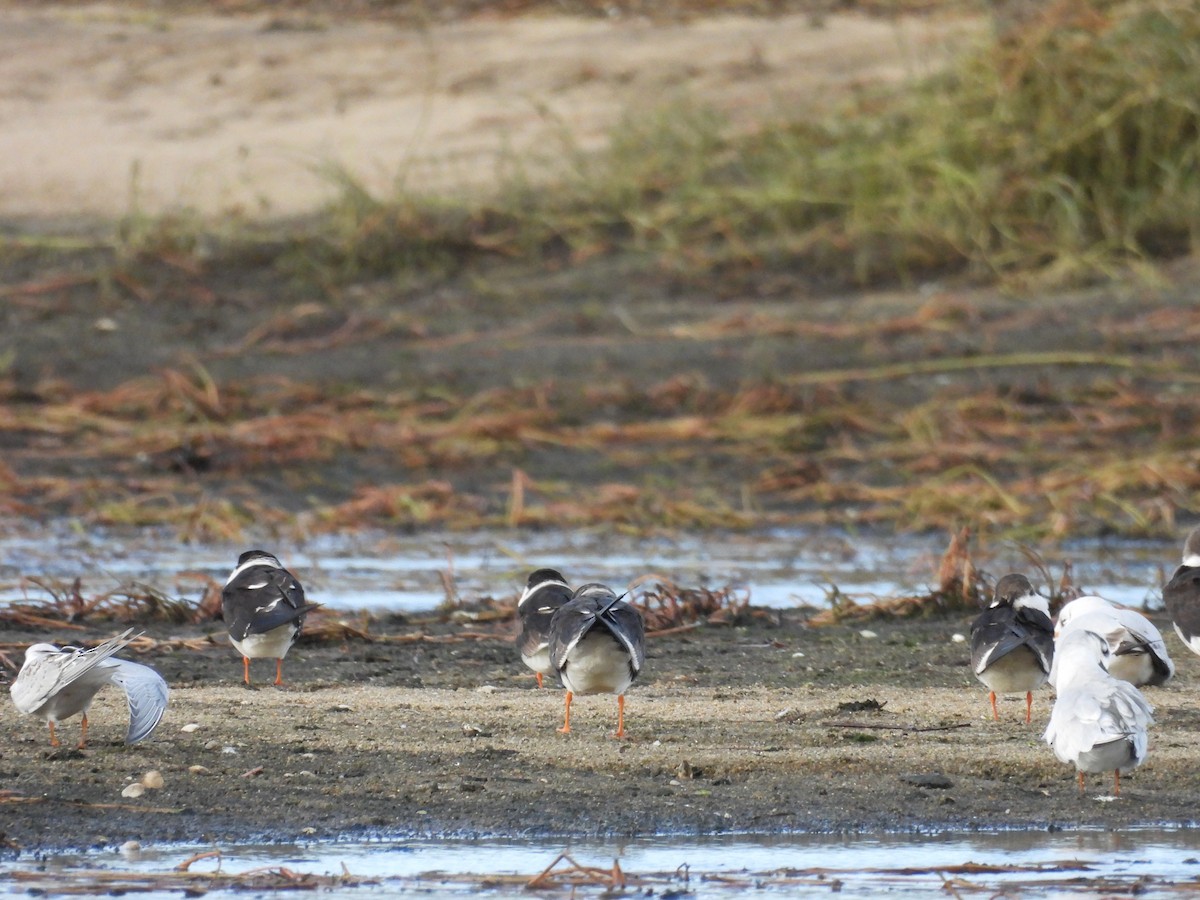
<box><xmin>1044</xmin><ymin>627</ymin><xmax>1154</xmax><ymax>796</ymax></box>
<box><xmin>10</xmin><ymin>628</ymin><xmax>169</xmax><ymax>749</ymax></box>
<box><xmin>969</xmin><ymin>573</ymin><xmax>1055</xmax><ymax>723</ymax></box>
<box><xmin>221</xmin><ymin>550</ymin><xmax>319</xmax><ymax>686</ymax></box>
<box><xmin>1162</xmin><ymin>525</ymin><xmax>1200</xmax><ymax>659</ymax></box>
<box><xmin>548</xmin><ymin>582</ymin><xmax>645</xmax><ymax>738</ymax></box>
<box><xmin>1055</xmin><ymin>595</ymin><xmax>1173</xmax><ymax>687</ymax></box>
<box><xmin>516</xmin><ymin>568</ymin><xmax>574</xmax><ymax>688</ymax></box>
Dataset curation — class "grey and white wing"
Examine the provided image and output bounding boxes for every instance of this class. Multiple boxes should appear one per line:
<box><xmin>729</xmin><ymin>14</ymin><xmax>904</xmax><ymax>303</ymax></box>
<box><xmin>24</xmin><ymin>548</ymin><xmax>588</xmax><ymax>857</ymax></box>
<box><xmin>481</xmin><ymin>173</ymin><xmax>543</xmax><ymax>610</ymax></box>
<box><xmin>1115</xmin><ymin>610</ymin><xmax>1175</xmax><ymax>681</ymax></box>
<box><xmin>1045</xmin><ymin>687</ymin><xmax>1106</xmax><ymax>763</ymax></box>
<box><xmin>108</xmin><ymin>658</ymin><xmax>170</xmax><ymax>744</ymax></box>
<box><xmin>10</xmin><ymin>656</ymin><xmax>65</xmax><ymax>714</ymax></box>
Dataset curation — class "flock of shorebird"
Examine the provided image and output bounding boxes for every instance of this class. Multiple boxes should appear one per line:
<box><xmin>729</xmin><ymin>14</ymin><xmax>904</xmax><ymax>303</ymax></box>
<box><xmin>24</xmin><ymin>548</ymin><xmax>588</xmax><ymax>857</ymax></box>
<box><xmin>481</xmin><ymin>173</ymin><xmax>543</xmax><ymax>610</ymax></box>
<box><xmin>971</xmin><ymin>525</ymin><xmax>1200</xmax><ymax>796</ymax></box>
<box><xmin>10</xmin><ymin>528</ymin><xmax>1200</xmax><ymax>799</ymax></box>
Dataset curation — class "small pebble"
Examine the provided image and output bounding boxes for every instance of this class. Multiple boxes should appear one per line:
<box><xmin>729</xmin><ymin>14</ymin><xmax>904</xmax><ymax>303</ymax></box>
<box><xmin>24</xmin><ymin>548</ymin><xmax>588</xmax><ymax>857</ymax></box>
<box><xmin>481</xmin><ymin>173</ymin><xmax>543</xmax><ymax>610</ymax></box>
<box><xmin>121</xmin><ymin>783</ymin><xmax>146</xmax><ymax>799</ymax></box>
<box><xmin>221</xmin><ymin>746</ymin><xmax>239</xmax><ymax>755</ymax></box>
<box><xmin>187</xmin><ymin>765</ymin><xmax>210</xmax><ymax>776</ymax></box>
<box><xmin>791</xmin><ymin>651</ymin><xmax>805</xmax><ymax>658</ymax></box>
<box><xmin>203</xmin><ymin>740</ymin><xmax>222</xmax><ymax>751</ymax></box>
<box><xmin>476</xmin><ymin>685</ymin><xmax>498</xmax><ymax>694</ymax></box>
<box><xmin>950</xmin><ymin>633</ymin><xmax>966</xmax><ymax>643</ymax></box>
<box><xmin>142</xmin><ymin>771</ymin><xmax>164</xmax><ymax>790</ymax></box>
<box><xmin>119</xmin><ymin>840</ymin><xmax>141</xmax><ymax>856</ymax></box>
<box><xmin>859</xmin><ymin>630</ymin><xmax>878</xmax><ymax>639</ymax></box>
<box><xmin>181</xmin><ymin>723</ymin><xmax>202</xmax><ymax>733</ymax></box>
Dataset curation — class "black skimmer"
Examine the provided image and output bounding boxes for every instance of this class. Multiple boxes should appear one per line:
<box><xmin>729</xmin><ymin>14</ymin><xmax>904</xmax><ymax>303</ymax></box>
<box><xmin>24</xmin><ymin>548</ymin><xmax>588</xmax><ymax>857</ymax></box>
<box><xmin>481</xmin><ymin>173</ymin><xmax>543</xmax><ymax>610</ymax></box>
<box><xmin>516</xmin><ymin>568</ymin><xmax>573</xmax><ymax>688</ymax></box>
<box><xmin>1044</xmin><ymin>627</ymin><xmax>1153</xmax><ymax>796</ymax></box>
<box><xmin>548</xmin><ymin>582</ymin><xmax>645</xmax><ymax>738</ymax></box>
<box><xmin>9</xmin><ymin>628</ymin><xmax>169</xmax><ymax>748</ymax></box>
<box><xmin>221</xmin><ymin>549</ymin><xmax>319</xmax><ymax>686</ymax></box>
<box><xmin>969</xmin><ymin>573</ymin><xmax>1054</xmax><ymax>723</ymax></box>
<box><xmin>1162</xmin><ymin>526</ymin><xmax>1200</xmax><ymax>658</ymax></box>
<box><xmin>1056</xmin><ymin>595</ymin><xmax>1173</xmax><ymax>687</ymax></box>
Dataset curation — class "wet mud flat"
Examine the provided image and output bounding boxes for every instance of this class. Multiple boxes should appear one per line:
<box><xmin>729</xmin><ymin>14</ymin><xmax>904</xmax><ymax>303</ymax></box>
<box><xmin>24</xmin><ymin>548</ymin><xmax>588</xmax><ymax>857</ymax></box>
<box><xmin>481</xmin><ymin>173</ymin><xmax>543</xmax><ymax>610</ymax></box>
<box><xmin>3</xmin><ymin>614</ymin><xmax>1200</xmax><ymax>852</ymax></box>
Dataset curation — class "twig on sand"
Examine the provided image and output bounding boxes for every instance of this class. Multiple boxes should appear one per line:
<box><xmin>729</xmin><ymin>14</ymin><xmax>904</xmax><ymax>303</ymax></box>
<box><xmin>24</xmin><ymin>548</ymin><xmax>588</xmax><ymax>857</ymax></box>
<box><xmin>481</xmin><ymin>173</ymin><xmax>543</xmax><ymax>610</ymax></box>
<box><xmin>826</xmin><ymin>721</ymin><xmax>971</xmax><ymax>733</ymax></box>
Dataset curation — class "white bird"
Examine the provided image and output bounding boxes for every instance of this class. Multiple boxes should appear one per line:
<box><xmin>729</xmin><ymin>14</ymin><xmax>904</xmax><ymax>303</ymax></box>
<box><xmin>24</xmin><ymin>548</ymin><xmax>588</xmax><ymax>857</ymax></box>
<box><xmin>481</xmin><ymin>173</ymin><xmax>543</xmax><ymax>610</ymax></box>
<box><xmin>1055</xmin><ymin>595</ymin><xmax>1173</xmax><ymax>687</ymax></box>
<box><xmin>10</xmin><ymin>628</ymin><xmax>170</xmax><ymax>749</ymax></box>
<box><xmin>1044</xmin><ymin>628</ymin><xmax>1154</xmax><ymax>796</ymax></box>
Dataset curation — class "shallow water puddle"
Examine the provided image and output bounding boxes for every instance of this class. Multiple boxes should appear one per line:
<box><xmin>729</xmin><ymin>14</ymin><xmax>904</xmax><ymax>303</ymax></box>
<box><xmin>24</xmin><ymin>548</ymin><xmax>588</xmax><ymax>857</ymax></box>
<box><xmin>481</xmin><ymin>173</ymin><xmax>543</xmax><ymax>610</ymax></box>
<box><xmin>3</xmin><ymin>830</ymin><xmax>1200</xmax><ymax>898</ymax></box>
<box><xmin>0</xmin><ymin>525</ymin><xmax>1176</xmax><ymax>613</ymax></box>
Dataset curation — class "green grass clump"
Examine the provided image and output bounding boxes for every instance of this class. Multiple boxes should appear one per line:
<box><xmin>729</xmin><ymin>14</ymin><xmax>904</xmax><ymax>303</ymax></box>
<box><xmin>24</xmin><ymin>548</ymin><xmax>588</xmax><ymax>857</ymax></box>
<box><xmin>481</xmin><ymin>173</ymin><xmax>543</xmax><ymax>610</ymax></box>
<box><xmin>309</xmin><ymin>0</ymin><xmax>1199</xmax><ymax>287</ymax></box>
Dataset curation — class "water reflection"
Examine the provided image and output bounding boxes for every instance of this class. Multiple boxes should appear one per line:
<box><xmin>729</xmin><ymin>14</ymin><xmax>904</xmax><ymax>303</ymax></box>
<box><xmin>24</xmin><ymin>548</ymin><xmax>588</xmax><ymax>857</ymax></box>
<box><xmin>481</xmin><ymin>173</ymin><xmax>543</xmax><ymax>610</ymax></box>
<box><xmin>4</xmin><ymin>829</ymin><xmax>1200</xmax><ymax>898</ymax></box>
<box><xmin>0</xmin><ymin>524</ymin><xmax>1178</xmax><ymax>614</ymax></box>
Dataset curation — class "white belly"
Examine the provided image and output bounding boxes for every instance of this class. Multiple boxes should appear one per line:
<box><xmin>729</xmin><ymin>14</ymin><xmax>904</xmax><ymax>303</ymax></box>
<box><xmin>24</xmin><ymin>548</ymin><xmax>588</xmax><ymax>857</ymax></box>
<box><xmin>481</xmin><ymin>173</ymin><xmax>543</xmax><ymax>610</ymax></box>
<box><xmin>560</xmin><ymin>636</ymin><xmax>634</xmax><ymax>696</ymax></box>
<box><xmin>977</xmin><ymin>647</ymin><xmax>1047</xmax><ymax>693</ymax></box>
<box><xmin>1076</xmin><ymin>737</ymin><xmax>1139</xmax><ymax>775</ymax></box>
<box><xmin>1107</xmin><ymin>652</ymin><xmax>1155</xmax><ymax>687</ymax></box>
<box><xmin>231</xmin><ymin>623</ymin><xmax>298</xmax><ymax>660</ymax></box>
<box><xmin>521</xmin><ymin>645</ymin><xmax>554</xmax><ymax>677</ymax></box>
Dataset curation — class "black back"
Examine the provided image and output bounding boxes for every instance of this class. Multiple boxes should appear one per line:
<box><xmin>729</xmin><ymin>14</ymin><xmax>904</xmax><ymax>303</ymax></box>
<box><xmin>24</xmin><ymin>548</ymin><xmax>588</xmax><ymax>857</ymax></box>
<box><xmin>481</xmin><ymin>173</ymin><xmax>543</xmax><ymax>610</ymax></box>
<box><xmin>1164</xmin><ymin>563</ymin><xmax>1200</xmax><ymax>644</ymax></box>
<box><xmin>517</xmin><ymin>568</ymin><xmax>573</xmax><ymax>655</ymax></box>
<box><xmin>221</xmin><ymin>553</ymin><xmax>317</xmax><ymax>641</ymax></box>
<box><xmin>969</xmin><ymin>575</ymin><xmax>1054</xmax><ymax>676</ymax></box>
<box><xmin>548</xmin><ymin>583</ymin><xmax>646</xmax><ymax>679</ymax></box>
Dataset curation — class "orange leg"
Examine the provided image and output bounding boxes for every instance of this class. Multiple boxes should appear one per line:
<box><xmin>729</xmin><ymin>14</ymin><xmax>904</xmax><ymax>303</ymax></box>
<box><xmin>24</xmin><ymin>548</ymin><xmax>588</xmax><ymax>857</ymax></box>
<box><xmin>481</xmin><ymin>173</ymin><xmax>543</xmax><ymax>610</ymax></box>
<box><xmin>1114</xmin><ymin>770</ymin><xmax>1121</xmax><ymax>797</ymax></box>
<box><xmin>243</xmin><ymin>656</ymin><xmax>251</xmax><ymax>686</ymax></box>
<box><xmin>989</xmin><ymin>691</ymin><xmax>999</xmax><ymax>721</ymax></box>
<box><xmin>535</xmin><ymin>672</ymin><xmax>544</xmax><ymax>689</ymax></box>
<box><xmin>1077</xmin><ymin>771</ymin><xmax>1085</xmax><ymax>795</ymax></box>
<box><xmin>77</xmin><ymin>713</ymin><xmax>89</xmax><ymax>750</ymax></box>
<box><xmin>48</xmin><ymin>721</ymin><xmax>60</xmax><ymax>748</ymax></box>
<box><xmin>1025</xmin><ymin>691</ymin><xmax>1033</xmax><ymax>725</ymax></box>
<box><xmin>558</xmin><ymin>691</ymin><xmax>574</xmax><ymax>734</ymax></box>
<box><xmin>274</xmin><ymin>659</ymin><xmax>284</xmax><ymax>687</ymax></box>
<box><xmin>612</xmin><ymin>694</ymin><xmax>627</xmax><ymax>739</ymax></box>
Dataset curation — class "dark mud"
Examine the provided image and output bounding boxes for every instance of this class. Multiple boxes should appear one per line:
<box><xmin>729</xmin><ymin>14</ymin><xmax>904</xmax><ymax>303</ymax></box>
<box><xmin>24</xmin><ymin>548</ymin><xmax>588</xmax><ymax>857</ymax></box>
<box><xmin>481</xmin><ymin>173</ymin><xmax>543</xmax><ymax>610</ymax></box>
<box><xmin>4</xmin><ymin>612</ymin><xmax>1199</xmax><ymax>852</ymax></box>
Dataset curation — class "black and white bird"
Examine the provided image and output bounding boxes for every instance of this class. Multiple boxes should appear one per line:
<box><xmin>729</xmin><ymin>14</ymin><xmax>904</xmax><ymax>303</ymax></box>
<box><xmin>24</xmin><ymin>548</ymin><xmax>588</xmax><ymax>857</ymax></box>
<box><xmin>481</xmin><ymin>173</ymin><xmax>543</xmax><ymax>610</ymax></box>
<box><xmin>516</xmin><ymin>568</ymin><xmax>574</xmax><ymax>688</ymax></box>
<box><xmin>548</xmin><ymin>582</ymin><xmax>645</xmax><ymax>738</ymax></box>
<box><xmin>1055</xmin><ymin>595</ymin><xmax>1174</xmax><ymax>687</ymax></box>
<box><xmin>9</xmin><ymin>628</ymin><xmax>169</xmax><ymax>749</ymax></box>
<box><xmin>1162</xmin><ymin>525</ymin><xmax>1200</xmax><ymax>659</ymax></box>
<box><xmin>221</xmin><ymin>550</ymin><xmax>319</xmax><ymax>686</ymax></box>
<box><xmin>1044</xmin><ymin>627</ymin><xmax>1154</xmax><ymax>796</ymax></box>
<box><xmin>969</xmin><ymin>573</ymin><xmax>1055</xmax><ymax>723</ymax></box>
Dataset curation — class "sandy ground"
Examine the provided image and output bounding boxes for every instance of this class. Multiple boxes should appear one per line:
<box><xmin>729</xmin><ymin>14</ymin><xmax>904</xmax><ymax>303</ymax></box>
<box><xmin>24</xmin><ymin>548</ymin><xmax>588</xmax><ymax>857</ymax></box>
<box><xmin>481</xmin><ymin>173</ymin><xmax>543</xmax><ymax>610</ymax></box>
<box><xmin>0</xmin><ymin>4</ymin><xmax>976</xmax><ymax>221</ymax></box>
<box><xmin>4</xmin><ymin>614</ymin><xmax>1200</xmax><ymax>852</ymax></box>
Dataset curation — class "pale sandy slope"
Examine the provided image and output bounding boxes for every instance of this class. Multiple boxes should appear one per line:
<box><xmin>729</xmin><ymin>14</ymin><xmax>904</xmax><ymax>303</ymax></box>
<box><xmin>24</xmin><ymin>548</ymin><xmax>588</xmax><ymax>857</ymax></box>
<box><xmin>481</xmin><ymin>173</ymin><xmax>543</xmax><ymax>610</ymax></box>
<box><xmin>0</xmin><ymin>4</ymin><xmax>978</xmax><ymax>221</ymax></box>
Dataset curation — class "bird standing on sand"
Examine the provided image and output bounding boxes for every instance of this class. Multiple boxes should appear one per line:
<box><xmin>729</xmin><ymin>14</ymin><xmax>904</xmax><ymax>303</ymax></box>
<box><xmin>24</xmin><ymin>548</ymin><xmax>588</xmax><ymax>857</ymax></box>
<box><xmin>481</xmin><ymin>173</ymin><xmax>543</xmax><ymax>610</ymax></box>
<box><xmin>1056</xmin><ymin>595</ymin><xmax>1173</xmax><ymax>687</ymax></box>
<box><xmin>1044</xmin><ymin>627</ymin><xmax>1154</xmax><ymax>796</ymax></box>
<box><xmin>516</xmin><ymin>568</ymin><xmax>574</xmax><ymax>688</ymax></box>
<box><xmin>1162</xmin><ymin>526</ymin><xmax>1200</xmax><ymax>659</ymax></box>
<box><xmin>10</xmin><ymin>628</ymin><xmax>170</xmax><ymax>749</ymax></box>
<box><xmin>969</xmin><ymin>573</ymin><xmax>1054</xmax><ymax>723</ymax></box>
<box><xmin>221</xmin><ymin>550</ymin><xmax>319</xmax><ymax>686</ymax></box>
<box><xmin>548</xmin><ymin>582</ymin><xmax>645</xmax><ymax>738</ymax></box>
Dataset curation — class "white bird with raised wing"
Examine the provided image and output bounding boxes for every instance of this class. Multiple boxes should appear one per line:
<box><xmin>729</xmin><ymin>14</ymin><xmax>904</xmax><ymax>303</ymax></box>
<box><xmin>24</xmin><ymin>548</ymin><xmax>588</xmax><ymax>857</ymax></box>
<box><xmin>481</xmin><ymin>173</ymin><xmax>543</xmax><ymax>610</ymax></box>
<box><xmin>10</xmin><ymin>628</ymin><xmax>170</xmax><ymax>749</ymax></box>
